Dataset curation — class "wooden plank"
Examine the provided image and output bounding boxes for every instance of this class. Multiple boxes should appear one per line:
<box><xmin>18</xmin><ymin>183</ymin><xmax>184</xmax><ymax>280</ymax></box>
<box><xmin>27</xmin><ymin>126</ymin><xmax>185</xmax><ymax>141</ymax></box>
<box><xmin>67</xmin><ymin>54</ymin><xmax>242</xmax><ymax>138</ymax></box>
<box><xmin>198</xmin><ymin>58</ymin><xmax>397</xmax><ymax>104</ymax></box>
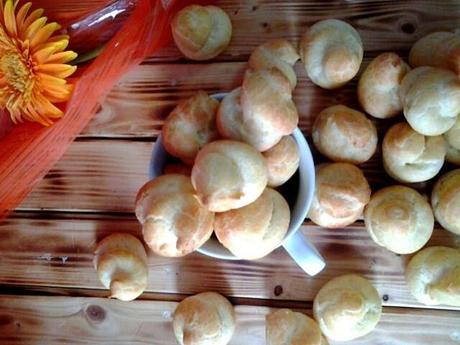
<box><xmin>17</xmin><ymin>138</ymin><xmax>390</xmax><ymax>213</ymax></box>
<box><xmin>0</xmin><ymin>213</ymin><xmax>458</xmax><ymax>310</ymax></box>
<box><xmin>0</xmin><ymin>295</ymin><xmax>458</xmax><ymax>345</ymax></box>
<box><xmin>84</xmin><ymin>62</ymin><xmax>365</xmax><ymax>138</ymax></box>
<box><xmin>149</xmin><ymin>0</ymin><xmax>460</xmax><ymax>62</ymax></box>
<box><xmin>19</xmin><ymin>140</ymin><xmax>151</xmax><ymax>213</ymax></box>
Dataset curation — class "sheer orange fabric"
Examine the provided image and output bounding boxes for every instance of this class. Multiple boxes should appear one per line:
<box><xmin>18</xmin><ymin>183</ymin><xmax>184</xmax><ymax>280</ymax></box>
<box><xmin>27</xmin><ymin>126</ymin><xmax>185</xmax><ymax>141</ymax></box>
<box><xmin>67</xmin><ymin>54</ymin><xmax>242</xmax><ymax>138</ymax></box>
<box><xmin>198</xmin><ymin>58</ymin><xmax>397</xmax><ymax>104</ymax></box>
<box><xmin>0</xmin><ymin>0</ymin><xmax>185</xmax><ymax>218</ymax></box>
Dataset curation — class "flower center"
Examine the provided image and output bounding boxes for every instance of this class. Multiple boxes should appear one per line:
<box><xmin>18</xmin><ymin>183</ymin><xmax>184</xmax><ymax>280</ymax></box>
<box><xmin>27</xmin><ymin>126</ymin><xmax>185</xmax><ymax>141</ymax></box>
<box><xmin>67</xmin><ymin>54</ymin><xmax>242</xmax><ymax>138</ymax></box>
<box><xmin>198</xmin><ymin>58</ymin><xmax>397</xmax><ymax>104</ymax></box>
<box><xmin>0</xmin><ymin>50</ymin><xmax>32</xmax><ymax>94</ymax></box>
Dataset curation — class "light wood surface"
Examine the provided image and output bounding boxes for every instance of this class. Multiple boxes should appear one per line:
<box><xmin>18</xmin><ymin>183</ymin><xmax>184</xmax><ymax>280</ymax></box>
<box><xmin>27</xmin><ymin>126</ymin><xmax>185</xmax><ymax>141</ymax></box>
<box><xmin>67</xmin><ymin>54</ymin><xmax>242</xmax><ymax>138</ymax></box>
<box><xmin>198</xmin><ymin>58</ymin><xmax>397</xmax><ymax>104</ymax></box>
<box><xmin>1</xmin><ymin>212</ymin><xmax>458</xmax><ymax>310</ymax></box>
<box><xmin>3</xmin><ymin>1</ymin><xmax>460</xmax><ymax>343</ymax></box>
<box><xmin>0</xmin><ymin>295</ymin><xmax>458</xmax><ymax>345</ymax></box>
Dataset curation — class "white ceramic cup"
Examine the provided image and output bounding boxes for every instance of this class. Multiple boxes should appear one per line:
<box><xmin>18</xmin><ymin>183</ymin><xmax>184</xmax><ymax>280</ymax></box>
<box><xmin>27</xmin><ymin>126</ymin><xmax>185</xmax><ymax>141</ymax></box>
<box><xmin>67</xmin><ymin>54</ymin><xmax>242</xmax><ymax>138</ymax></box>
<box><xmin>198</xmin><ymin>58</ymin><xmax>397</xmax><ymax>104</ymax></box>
<box><xmin>149</xmin><ymin>94</ymin><xmax>326</xmax><ymax>276</ymax></box>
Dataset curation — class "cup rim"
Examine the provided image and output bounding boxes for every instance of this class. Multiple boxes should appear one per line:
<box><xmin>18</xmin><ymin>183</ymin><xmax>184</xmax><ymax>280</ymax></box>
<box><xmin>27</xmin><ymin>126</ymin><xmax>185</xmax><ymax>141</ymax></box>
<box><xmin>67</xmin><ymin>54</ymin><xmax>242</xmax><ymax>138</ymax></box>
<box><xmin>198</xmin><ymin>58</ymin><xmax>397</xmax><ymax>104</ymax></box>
<box><xmin>149</xmin><ymin>93</ymin><xmax>316</xmax><ymax>260</ymax></box>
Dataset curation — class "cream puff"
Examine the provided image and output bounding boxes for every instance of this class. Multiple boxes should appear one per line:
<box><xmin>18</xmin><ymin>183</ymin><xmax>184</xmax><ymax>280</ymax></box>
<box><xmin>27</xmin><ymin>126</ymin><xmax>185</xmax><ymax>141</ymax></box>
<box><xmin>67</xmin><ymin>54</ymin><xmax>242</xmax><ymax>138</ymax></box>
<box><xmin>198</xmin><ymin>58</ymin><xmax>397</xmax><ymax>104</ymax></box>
<box><xmin>400</xmin><ymin>66</ymin><xmax>460</xmax><ymax>136</ymax></box>
<box><xmin>431</xmin><ymin>169</ymin><xmax>460</xmax><ymax>235</ymax></box>
<box><xmin>313</xmin><ymin>274</ymin><xmax>382</xmax><ymax>341</ymax></box>
<box><xmin>248</xmin><ymin>39</ymin><xmax>300</xmax><ymax>88</ymax></box>
<box><xmin>173</xmin><ymin>292</ymin><xmax>235</xmax><ymax>345</ymax></box>
<box><xmin>135</xmin><ymin>174</ymin><xmax>214</xmax><ymax>257</ymax></box>
<box><xmin>312</xmin><ymin>105</ymin><xmax>377</xmax><ymax>164</ymax></box>
<box><xmin>364</xmin><ymin>185</ymin><xmax>434</xmax><ymax>254</ymax></box>
<box><xmin>406</xmin><ymin>246</ymin><xmax>460</xmax><ymax>307</ymax></box>
<box><xmin>358</xmin><ymin>52</ymin><xmax>410</xmax><ymax>119</ymax></box>
<box><xmin>171</xmin><ymin>5</ymin><xmax>232</xmax><ymax>61</ymax></box>
<box><xmin>300</xmin><ymin>19</ymin><xmax>363</xmax><ymax>89</ymax></box>
<box><xmin>93</xmin><ymin>233</ymin><xmax>148</xmax><ymax>301</ymax></box>
<box><xmin>409</xmin><ymin>32</ymin><xmax>460</xmax><ymax>75</ymax></box>
<box><xmin>162</xmin><ymin>91</ymin><xmax>219</xmax><ymax>163</ymax></box>
<box><xmin>308</xmin><ymin>163</ymin><xmax>371</xmax><ymax>228</ymax></box>
<box><xmin>263</xmin><ymin>136</ymin><xmax>299</xmax><ymax>187</ymax></box>
<box><xmin>214</xmin><ymin>188</ymin><xmax>290</xmax><ymax>260</ymax></box>
<box><xmin>382</xmin><ymin>122</ymin><xmax>446</xmax><ymax>183</ymax></box>
<box><xmin>191</xmin><ymin>140</ymin><xmax>268</xmax><ymax>212</ymax></box>
<box><xmin>266</xmin><ymin>309</ymin><xmax>328</xmax><ymax>345</ymax></box>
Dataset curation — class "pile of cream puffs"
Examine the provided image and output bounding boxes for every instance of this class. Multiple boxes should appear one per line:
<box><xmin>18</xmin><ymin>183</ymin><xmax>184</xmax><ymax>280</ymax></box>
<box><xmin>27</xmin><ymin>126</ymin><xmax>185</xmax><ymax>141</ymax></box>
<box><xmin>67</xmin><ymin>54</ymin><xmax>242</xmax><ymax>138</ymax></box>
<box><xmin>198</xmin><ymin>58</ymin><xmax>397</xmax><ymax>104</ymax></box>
<box><xmin>91</xmin><ymin>4</ymin><xmax>460</xmax><ymax>344</ymax></box>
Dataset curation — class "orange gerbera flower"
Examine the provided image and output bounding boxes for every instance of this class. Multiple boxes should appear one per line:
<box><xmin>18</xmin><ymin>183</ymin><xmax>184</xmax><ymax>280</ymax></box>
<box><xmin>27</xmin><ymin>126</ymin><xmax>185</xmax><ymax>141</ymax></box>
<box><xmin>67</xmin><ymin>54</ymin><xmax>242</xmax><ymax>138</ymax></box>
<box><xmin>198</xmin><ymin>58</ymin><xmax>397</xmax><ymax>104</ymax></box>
<box><xmin>0</xmin><ymin>0</ymin><xmax>77</xmax><ymax>126</ymax></box>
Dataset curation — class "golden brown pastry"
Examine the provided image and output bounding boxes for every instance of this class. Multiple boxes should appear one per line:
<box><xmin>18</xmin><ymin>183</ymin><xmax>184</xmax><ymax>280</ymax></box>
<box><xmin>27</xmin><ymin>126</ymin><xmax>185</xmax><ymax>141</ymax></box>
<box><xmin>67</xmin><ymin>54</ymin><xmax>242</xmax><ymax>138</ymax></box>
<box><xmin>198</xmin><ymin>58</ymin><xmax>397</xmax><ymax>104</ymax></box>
<box><xmin>173</xmin><ymin>292</ymin><xmax>235</xmax><ymax>345</ymax></box>
<box><xmin>358</xmin><ymin>52</ymin><xmax>410</xmax><ymax>119</ymax></box>
<box><xmin>444</xmin><ymin>116</ymin><xmax>460</xmax><ymax>165</ymax></box>
<box><xmin>266</xmin><ymin>309</ymin><xmax>329</xmax><ymax>345</ymax></box>
<box><xmin>263</xmin><ymin>136</ymin><xmax>299</xmax><ymax>187</ymax></box>
<box><xmin>312</xmin><ymin>105</ymin><xmax>377</xmax><ymax>164</ymax></box>
<box><xmin>409</xmin><ymin>32</ymin><xmax>460</xmax><ymax>75</ymax></box>
<box><xmin>364</xmin><ymin>186</ymin><xmax>434</xmax><ymax>254</ymax></box>
<box><xmin>135</xmin><ymin>174</ymin><xmax>214</xmax><ymax>257</ymax></box>
<box><xmin>313</xmin><ymin>274</ymin><xmax>382</xmax><ymax>341</ymax></box>
<box><xmin>308</xmin><ymin>163</ymin><xmax>371</xmax><ymax>228</ymax></box>
<box><xmin>191</xmin><ymin>140</ymin><xmax>268</xmax><ymax>212</ymax></box>
<box><xmin>93</xmin><ymin>233</ymin><xmax>148</xmax><ymax>302</ymax></box>
<box><xmin>406</xmin><ymin>246</ymin><xmax>460</xmax><ymax>307</ymax></box>
<box><xmin>248</xmin><ymin>39</ymin><xmax>300</xmax><ymax>88</ymax></box>
<box><xmin>382</xmin><ymin>122</ymin><xmax>446</xmax><ymax>183</ymax></box>
<box><xmin>240</xmin><ymin>68</ymin><xmax>299</xmax><ymax>151</ymax></box>
<box><xmin>431</xmin><ymin>169</ymin><xmax>460</xmax><ymax>235</ymax></box>
<box><xmin>400</xmin><ymin>66</ymin><xmax>460</xmax><ymax>136</ymax></box>
<box><xmin>214</xmin><ymin>188</ymin><xmax>290</xmax><ymax>260</ymax></box>
<box><xmin>171</xmin><ymin>5</ymin><xmax>232</xmax><ymax>61</ymax></box>
<box><xmin>162</xmin><ymin>91</ymin><xmax>219</xmax><ymax>163</ymax></box>
<box><xmin>300</xmin><ymin>19</ymin><xmax>363</xmax><ymax>89</ymax></box>
<box><xmin>216</xmin><ymin>87</ymin><xmax>246</xmax><ymax>142</ymax></box>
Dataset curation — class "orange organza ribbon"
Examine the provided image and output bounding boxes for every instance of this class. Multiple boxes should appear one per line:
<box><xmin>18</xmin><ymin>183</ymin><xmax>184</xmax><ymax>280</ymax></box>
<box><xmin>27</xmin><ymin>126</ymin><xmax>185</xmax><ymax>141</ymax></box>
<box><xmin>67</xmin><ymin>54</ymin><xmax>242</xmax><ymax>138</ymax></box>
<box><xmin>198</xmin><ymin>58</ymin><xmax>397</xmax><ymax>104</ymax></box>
<box><xmin>0</xmin><ymin>0</ymin><xmax>182</xmax><ymax>218</ymax></box>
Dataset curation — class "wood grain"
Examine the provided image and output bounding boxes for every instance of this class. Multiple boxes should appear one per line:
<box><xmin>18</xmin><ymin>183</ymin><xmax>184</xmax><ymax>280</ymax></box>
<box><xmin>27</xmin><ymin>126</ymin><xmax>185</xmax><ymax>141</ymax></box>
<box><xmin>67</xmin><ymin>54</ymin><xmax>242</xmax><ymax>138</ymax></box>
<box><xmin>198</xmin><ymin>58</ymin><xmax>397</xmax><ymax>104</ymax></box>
<box><xmin>0</xmin><ymin>295</ymin><xmax>459</xmax><ymax>345</ymax></box>
<box><xmin>149</xmin><ymin>0</ymin><xmax>460</xmax><ymax>62</ymax></box>
<box><xmin>0</xmin><ymin>212</ymin><xmax>459</xmax><ymax>310</ymax></box>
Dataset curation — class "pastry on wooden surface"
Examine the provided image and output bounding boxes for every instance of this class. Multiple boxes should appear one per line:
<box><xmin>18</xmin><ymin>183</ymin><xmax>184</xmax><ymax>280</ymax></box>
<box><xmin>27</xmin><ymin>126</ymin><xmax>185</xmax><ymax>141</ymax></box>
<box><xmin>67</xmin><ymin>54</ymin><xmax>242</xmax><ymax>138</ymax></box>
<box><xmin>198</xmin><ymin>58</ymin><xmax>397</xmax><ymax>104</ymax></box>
<box><xmin>162</xmin><ymin>91</ymin><xmax>219</xmax><ymax>164</ymax></box>
<box><xmin>312</xmin><ymin>105</ymin><xmax>377</xmax><ymax>164</ymax></box>
<box><xmin>406</xmin><ymin>246</ymin><xmax>460</xmax><ymax>307</ymax></box>
<box><xmin>444</xmin><ymin>116</ymin><xmax>460</xmax><ymax>165</ymax></box>
<box><xmin>400</xmin><ymin>66</ymin><xmax>460</xmax><ymax>136</ymax></box>
<box><xmin>93</xmin><ymin>233</ymin><xmax>148</xmax><ymax>301</ymax></box>
<box><xmin>308</xmin><ymin>163</ymin><xmax>371</xmax><ymax>228</ymax></box>
<box><xmin>364</xmin><ymin>185</ymin><xmax>434</xmax><ymax>254</ymax></box>
<box><xmin>214</xmin><ymin>188</ymin><xmax>290</xmax><ymax>260</ymax></box>
<box><xmin>191</xmin><ymin>140</ymin><xmax>268</xmax><ymax>212</ymax></box>
<box><xmin>431</xmin><ymin>169</ymin><xmax>460</xmax><ymax>235</ymax></box>
<box><xmin>382</xmin><ymin>122</ymin><xmax>446</xmax><ymax>183</ymax></box>
<box><xmin>266</xmin><ymin>308</ymin><xmax>329</xmax><ymax>345</ymax></box>
<box><xmin>135</xmin><ymin>174</ymin><xmax>214</xmax><ymax>257</ymax></box>
<box><xmin>263</xmin><ymin>136</ymin><xmax>300</xmax><ymax>187</ymax></box>
<box><xmin>358</xmin><ymin>52</ymin><xmax>410</xmax><ymax>119</ymax></box>
<box><xmin>171</xmin><ymin>5</ymin><xmax>232</xmax><ymax>61</ymax></box>
<box><xmin>248</xmin><ymin>39</ymin><xmax>300</xmax><ymax>88</ymax></box>
<box><xmin>300</xmin><ymin>19</ymin><xmax>363</xmax><ymax>89</ymax></box>
<box><xmin>409</xmin><ymin>31</ymin><xmax>460</xmax><ymax>75</ymax></box>
<box><xmin>313</xmin><ymin>274</ymin><xmax>382</xmax><ymax>341</ymax></box>
<box><xmin>173</xmin><ymin>292</ymin><xmax>235</xmax><ymax>345</ymax></box>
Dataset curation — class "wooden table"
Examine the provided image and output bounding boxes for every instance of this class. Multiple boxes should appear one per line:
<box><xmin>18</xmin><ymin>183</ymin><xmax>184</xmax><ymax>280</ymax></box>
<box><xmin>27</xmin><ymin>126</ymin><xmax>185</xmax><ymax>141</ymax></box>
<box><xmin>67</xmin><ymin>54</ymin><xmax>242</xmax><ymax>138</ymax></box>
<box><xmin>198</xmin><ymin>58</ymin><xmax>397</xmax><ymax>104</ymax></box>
<box><xmin>1</xmin><ymin>1</ymin><xmax>459</xmax><ymax>344</ymax></box>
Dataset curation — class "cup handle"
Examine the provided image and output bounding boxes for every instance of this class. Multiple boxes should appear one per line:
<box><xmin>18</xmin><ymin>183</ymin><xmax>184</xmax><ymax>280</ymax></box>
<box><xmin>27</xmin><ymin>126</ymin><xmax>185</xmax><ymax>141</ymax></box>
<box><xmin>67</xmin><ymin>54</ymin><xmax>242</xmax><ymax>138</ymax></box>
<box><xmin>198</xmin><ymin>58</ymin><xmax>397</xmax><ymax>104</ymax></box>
<box><xmin>283</xmin><ymin>230</ymin><xmax>326</xmax><ymax>276</ymax></box>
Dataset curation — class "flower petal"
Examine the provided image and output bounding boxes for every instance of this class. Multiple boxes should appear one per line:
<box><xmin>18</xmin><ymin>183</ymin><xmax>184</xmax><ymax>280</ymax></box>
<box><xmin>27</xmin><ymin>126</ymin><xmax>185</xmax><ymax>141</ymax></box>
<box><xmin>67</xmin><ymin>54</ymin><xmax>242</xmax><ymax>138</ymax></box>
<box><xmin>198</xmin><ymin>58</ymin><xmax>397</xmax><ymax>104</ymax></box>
<box><xmin>46</xmin><ymin>51</ymin><xmax>78</xmax><ymax>64</ymax></box>
<box><xmin>25</xmin><ymin>16</ymin><xmax>47</xmax><ymax>40</ymax></box>
<box><xmin>4</xmin><ymin>0</ymin><xmax>17</xmax><ymax>37</ymax></box>
<box><xmin>32</xmin><ymin>45</ymin><xmax>57</xmax><ymax>64</ymax></box>
<box><xmin>36</xmin><ymin>64</ymin><xmax>76</xmax><ymax>79</ymax></box>
<box><xmin>20</xmin><ymin>8</ymin><xmax>44</xmax><ymax>36</ymax></box>
<box><xmin>30</xmin><ymin>22</ymin><xmax>60</xmax><ymax>48</ymax></box>
<box><xmin>16</xmin><ymin>2</ymin><xmax>31</xmax><ymax>30</ymax></box>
